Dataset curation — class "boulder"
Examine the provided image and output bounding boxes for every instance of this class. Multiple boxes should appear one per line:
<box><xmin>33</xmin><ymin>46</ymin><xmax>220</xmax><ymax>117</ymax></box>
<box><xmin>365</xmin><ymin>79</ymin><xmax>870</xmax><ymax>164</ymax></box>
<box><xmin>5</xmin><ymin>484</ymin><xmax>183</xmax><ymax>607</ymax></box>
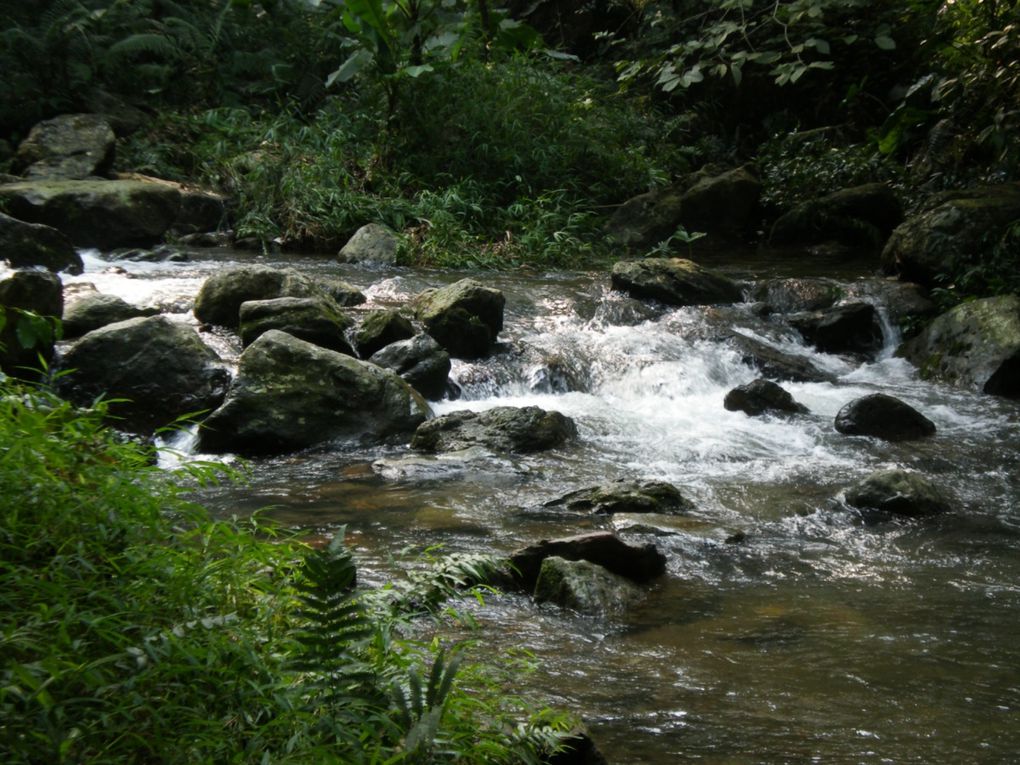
<box><xmin>0</xmin><ymin>270</ymin><xmax>63</xmax><ymax>375</ymax></box>
<box><xmin>899</xmin><ymin>294</ymin><xmax>1020</xmax><ymax>397</ymax></box>
<box><xmin>611</xmin><ymin>257</ymin><xmax>742</xmax><ymax>307</ymax></box>
<box><xmin>845</xmin><ymin>469</ymin><xmax>951</xmax><ymax>518</ymax></box>
<box><xmin>724</xmin><ymin>379</ymin><xmax>809</xmax><ymax>416</ymax></box>
<box><xmin>728</xmin><ymin>332</ymin><xmax>837</xmax><ymax>383</ymax></box>
<box><xmin>108</xmin><ymin>245</ymin><xmax>189</xmax><ymax>263</ymax></box>
<box><xmin>197</xmin><ymin>330</ymin><xmax>430</xmax><ymax>455</ymax></box>
<box><xmin>533</xmin><ymin>556</ymin><xmax>644</xmax><ymax>614</ymax></box>
<box><xmin>750</xmin><ymin>277</ymin><xmax>842</xmax><ymax>313</ymax></box>
<box><xmin>14</xmin><ymin>114</ymin><xmax>116</xmax><ymax>179</ymax></box>
<box><xmin>56</xmin><ymin>316</ymin><xmax>229</xmax><ymax>433</ymax></box>
<box><xmin>319</xmin><ymin>278</ymin><xmax>367</xmax><ymax>307</ymax></box>
<box><xmin>509</xmin><ymin>531</ymin><xmax>667</xmax><ymax>591</ymax></box>
<box><xmin>0</xmin><ymin>212</ymin><xmax>83</xmax><ymax>273</ymax></box>
<box><xmin>355</xmin><ymin>309</ymin><xmax>414</xmax><ymax>358</ymax></box>
<box><xmin>62</xmin><ymin>293</ymin><xmax>157</xmax><ymax>338</ymax></box>
<box><xmin>411</xmin><ymin>406</ymin><xmax>576</xmax><ymax>453</ymax></box>
<box><xmin>0</xmin><ymin>180</ymin><xmax>182</xmax><ymax>249</ymax></box>
<box><xmin>415</xmin><ymin>279</ymin><xmax>505</xmax><ymax>359</ymax></box>
<box><xmin>881</xmin><ymin>184</ymin><xmax>1020</xmax><ymax>286</ymax></box>
<box><xmin>238</xmin><ymin>296</ymin><xmax>355</xmax><ymax>354</ymax></box>
<box><xmin>834</xmin><ymin>393</ymin><xmax>936</xmax><ymax>441</ymax></box>
<box><xmin>112</xmin><ymin>172</ymin><xmax>227</xmax><ymax>236</ymax></box>
<box><xmin>844</xmin><ymin>279</ymin><xmax>936</xmax><ymax>328</ymax></box>
<box><xmin>369</xmin><ymin>333</ymin><xmax>451</xmax><ymax>400</ymax></box>
<box><xmin>338</xmin><ymin>223</ymin><xmax>400</xmax><ymax>265</ymax></box>
<box><xmin>789</xmin><ymin>302</ymin><xmax>884</xmax><ymax>355</ymax></box>
<box><xmin>606</xmin><ymin>167</ymin><xmax>761</xmax><ymax>252</ymax></box>
<box><xmin>770</xmin><ymin>183</ymin><xmax>903</xmax><ymax>248</ymax></box>
<box><xmin>543</xmin><ymin>730</ymin><xmax>609</xmax><ymax>765</ymax></box>
<box><xmin>544</xmin><ymin>479</ymin><xmax>694</xmax><ymax>515</ymax></box>
<box><xmin>193</xmin><ymin>266</ymin><xmax>323</xmax><ymax>329</ymax></box>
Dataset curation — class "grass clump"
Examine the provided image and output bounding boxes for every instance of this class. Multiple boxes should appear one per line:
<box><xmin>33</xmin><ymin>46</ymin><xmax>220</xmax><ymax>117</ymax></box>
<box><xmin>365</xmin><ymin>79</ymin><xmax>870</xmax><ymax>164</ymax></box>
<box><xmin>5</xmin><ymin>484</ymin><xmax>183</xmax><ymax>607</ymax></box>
<box><xmin>0</xmin><ymin>378</ymin><xmax>572</xmax><ymax>763</ymax></box>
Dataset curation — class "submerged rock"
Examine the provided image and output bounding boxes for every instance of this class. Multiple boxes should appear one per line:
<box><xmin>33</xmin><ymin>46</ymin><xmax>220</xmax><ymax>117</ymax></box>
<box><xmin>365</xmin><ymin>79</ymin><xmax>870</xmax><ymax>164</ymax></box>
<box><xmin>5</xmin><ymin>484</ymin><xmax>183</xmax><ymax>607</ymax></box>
<box><xmin>62</xmin><ymin>293</ymin><xmax>157</xmax><ymax>338</ymax></box>
<box><xmin>845</xmin><ymin>469</ymin><xmax>951</xmax><ymax>518</ymax></box>
<box><xmin>544</xmin><ymin>479</ymin><xmax>695</xmax><ymax>515</ymax></box>
<box><xmin>533</xmin><ymin>556</ymin><xmax>644</xmax><ymax>614</ymax></box>
<box><xmin>899</xmin><ymin>294</ymin><xmax>1020</xmax><ymax>398</ymax></box>
<box><xmin>415</xmin><ymin>279</ymin><xmax>505</xmax><ymax>359</ymax></box>
<box><xmin>611</xmin><ymin>257</ymin><xmax>742</xmax><ymax>307</ymax></box>
<box><xmin>355</xmin><ymin>309</ymin><xmax>414</xmax><ymax>358</ymax></box>
<box><xmin>728</xmin><ymin>332</ymin><xmax>836</xmax><ymax>384</ymax></box>
<box><xmin>510</xmin><ymin>531</ymin><xmax>666</xmax><ymax>591</ymax></box>
<box><xmin>411</xmin><ymin>405</ymin><xmax>576</xmax><ymax>453</ymax></box>
<box><xmin>724</xmin><ymin>378</ymin><xmax>808</xmax><ymax>416</ymax></box>
<box><xmin>834</xmin><ymin>393</ymin><xmax>936</xmax><ymax>441</ymax></box>
<box><xmin>14</xmin><ymin>113</ymin><xmax>116</xmax><ymax>179</ymax></box>
<box><xmin>369</xmin><ymin>333</ymin><xmax>451</xmax><ymax>400</ymax></box>
<box><xmin>238</xmin><ymin>296</ymin><xmax>355</xmax><ymax>354</ymax></box>
<box><xmin>198</xmin><ymin>330</ymin><xmax>429</xmax><ymax>455</ymax></box>
<box><xmin>56</xmin><ymin>315</ymin><xmax>229</xmax><ymax>433</ymax></box>
<box><xmin>789</xmin><ymin>302</ymin><xmax>884</xmax><ymax>355</ymax></box>
<box><xmin>0</xmin><ymin>212</ymin><xmax>83</xmax><ymax>273</ymax></box>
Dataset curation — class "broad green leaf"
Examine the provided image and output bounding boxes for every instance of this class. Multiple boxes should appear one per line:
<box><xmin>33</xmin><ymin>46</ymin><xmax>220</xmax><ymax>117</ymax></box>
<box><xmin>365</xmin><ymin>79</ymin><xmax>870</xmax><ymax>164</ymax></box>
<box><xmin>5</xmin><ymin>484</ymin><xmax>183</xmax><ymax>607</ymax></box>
<box><xmin>326</xmin><ymin>49</ymin><xmax>372</xmax><ymax>87</ymax></box>
<box><xmin>403</xmin><ymin>64</ymin><xmax>434</xmax><ymax>78</ymax></box>
<box><xmin>875</xmin><ymin>35</ymin><xmax>896</xmax><ymax>50</ymax></box>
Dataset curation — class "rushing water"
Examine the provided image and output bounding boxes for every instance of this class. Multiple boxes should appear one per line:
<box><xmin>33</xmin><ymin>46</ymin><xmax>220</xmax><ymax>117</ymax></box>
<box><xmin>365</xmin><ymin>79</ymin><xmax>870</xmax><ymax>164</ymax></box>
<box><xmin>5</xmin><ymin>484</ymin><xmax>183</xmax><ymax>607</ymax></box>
<box><xmin>52</xmin><ymin>247</ymin><xmax>1020</xmax><ymax>763</ymax></box>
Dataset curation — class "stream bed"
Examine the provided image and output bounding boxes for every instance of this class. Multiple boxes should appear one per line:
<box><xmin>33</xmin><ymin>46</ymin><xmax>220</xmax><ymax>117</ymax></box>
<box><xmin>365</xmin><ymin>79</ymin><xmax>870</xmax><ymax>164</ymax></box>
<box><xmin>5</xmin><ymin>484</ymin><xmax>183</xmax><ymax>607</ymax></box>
<box><xmin>60</xmin><ymin>247</ymin><xmax>1020</xmax><ymax>763</ymax></box>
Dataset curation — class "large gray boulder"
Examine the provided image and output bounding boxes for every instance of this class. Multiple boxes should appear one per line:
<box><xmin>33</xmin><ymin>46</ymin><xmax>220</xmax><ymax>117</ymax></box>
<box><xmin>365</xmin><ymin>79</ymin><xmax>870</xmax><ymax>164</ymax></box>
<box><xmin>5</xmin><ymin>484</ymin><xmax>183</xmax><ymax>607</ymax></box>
<box><xmin>724</xmin><ymin>378</ymin><xmax>808</xmax><ymax>416</ymax></box>
<box><xmin>0</xmin><ymin>180</ymin><xmax>182</xmax><ymax>249</ymax></box>
<box><xmin>238</xmin><ymin>296</ymin><xmax>355</xmax><ymax>354</ymax></box>
<box><xmin>834</xmin><ymin>393</ymin><xmax>936</xmax><ymax>441</ymax></box>
<box><xmin>611</xmin><ymin>257</ymin><xmax>742</xmax><ymax>307</ymax></box>
<box><xmin>415</xmin><ymin>279</ymin><xmax>505</xmax><ymax>359</ymax></box>
<box><xmin>544</xmin><ymin>479</ymin><xmax>694</xmax><ymax>516</ymax></box>
<box><xmin>338</xmin><ymin>223</ymin><xmax>400</xmax><ymax>265</ymax></box>
<box><xmin>355</xmin><ymin>309</ymin><xmax>414</xmax><ymax>358</ymax></box>
<box><xmin>56</xmin><ymin>316</ymin><xmax>229</xmax><ymax>433</ymax></box>
<box><xmin>14</xmin><ymin>114</ymin><xmax>116</xmax><ymax>179</ymax></box>
<box><xmin>0</xmin><ymin>212</ymin><xmax>83</xmax><ymax>273</ymax></box>
<box><xmin>845</xmin><ymin>469</ymin><xmax>952</xmax><ymax>519</ymax></box>
<box><xmin>881</xmin><ymin>184</ymin><xmax>1020</xmax><ymax>286</ymax></box>
<box><xmin>0</xmin><ymin>270</ymin><xmax>63</xmax><ymax>376</ymax></box>
<box><xmin>533</xmin><ymin>556</ymin><xmax>644</xmax><ymax>614</ymax></box>
<box><xmin>789</xmin><ymin>302</ymin><xmax>884</xmax><ymax>356</ymax></box>
<box><xmin>193</xmin><ymin>266</ymin><xmax>323</xmax><ymax>329</ymax></box>
<box><xmin>197</xmin><ymin>330</ymin><xmax>430</xmax><ymax>455</ymax></box>
<box><xmin>770</xmin><ymin>183</ymin><xmax>903</xmax><ymax>248</ymax></box>
<box><xmin>369</xmin><ymin>333</ymin><xmax>451</xmax><ymax>400</ymax></box>
<box><xmin>509</xmin><ymin>531</ymin><xmax>667</xmax><ymax>591</ymax></box>
<box><xmin>899</xmin><ymin>294</ymin><xmax>1020</xmax><ymax>397</ymax></box>
<box><xmin>62</xmin><ymin>293</ymin><xmax>157</xmax><ymax>338</ymax></box>
<box><xmin>411</xmin><ymin>406</ymin><xmax>576</xmax><ymax>453</ymax></box>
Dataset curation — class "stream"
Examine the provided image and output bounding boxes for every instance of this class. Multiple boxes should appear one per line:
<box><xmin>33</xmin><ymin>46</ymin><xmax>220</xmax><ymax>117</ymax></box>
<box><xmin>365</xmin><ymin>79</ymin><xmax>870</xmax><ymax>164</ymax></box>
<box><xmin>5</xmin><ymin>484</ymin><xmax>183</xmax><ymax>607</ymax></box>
<box><xmin>59</xmin><ymin>247</ymin><xmax>1020</xmax><ymax>763</ymax></box>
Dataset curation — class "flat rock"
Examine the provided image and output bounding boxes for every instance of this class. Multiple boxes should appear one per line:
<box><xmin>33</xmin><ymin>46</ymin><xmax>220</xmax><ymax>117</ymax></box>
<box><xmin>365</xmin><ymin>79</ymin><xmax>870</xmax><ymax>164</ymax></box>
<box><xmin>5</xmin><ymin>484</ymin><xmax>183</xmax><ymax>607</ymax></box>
<box><xmin>238</xmin><ymin>296</ymin><xmax>355</xmax><ymax>354</ymax></box>
<box><xmin>411</xmin><ymin>405</ymin><xmax>577</xmax><ymax>453</ymax></box>
<box><xmin>544</xmin><ymin>479</ymin><xmax>695</xmax><ymax>515</ymax></box>
<box><xmin>509</xmin><ymin>531</ymin><xmax>667</xmax><ymax>591</ymax></box>
<box><xmin>611</xmin><ymin>257</ymin><xmax>742</xmax><ymax>306</ymax></box>
<box><xmin>193</xmin><ymin>266</ymin><xmax>323</xmax><ymax>329</ymax></box>
<box><xmin>62</xmin><ymin>293</ymin><xmax>157</xmax><ymax>338</ymax></box>
<box><xmin>845</xmin><ymin>469</ymin><xmax>952</xmax><ymax>518</ymax></box>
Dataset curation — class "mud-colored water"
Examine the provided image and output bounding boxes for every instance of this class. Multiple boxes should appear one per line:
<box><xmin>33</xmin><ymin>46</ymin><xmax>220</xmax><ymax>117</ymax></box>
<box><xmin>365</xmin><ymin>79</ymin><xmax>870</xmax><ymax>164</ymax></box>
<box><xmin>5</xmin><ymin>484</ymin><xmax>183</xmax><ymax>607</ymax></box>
<box><xmin>53</xmin><ymin>247</ymin><xmax>1020</xmax><ymax>763</ymax></box>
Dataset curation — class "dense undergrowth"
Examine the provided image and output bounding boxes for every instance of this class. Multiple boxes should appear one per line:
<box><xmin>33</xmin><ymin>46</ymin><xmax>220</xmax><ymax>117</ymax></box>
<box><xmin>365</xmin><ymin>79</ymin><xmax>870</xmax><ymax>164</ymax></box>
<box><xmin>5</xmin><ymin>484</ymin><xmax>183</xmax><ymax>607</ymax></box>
<box><xmin>0</xmin><ymin>377</ymin><xmax>572</xmax><ymax>763</ymax></box>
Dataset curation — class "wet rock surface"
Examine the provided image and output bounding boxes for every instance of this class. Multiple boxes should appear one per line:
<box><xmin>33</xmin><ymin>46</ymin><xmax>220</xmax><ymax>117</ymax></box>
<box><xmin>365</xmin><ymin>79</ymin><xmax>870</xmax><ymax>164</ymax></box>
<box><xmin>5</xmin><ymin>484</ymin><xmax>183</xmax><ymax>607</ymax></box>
<box><xmin>834</xmin><ymin>393</ymin><xmax>936</xmax><ymax>441</ymax></box>
<box><xmin>411</xmin><ymin>406</ymin><xmax>577</xmax><ymax>453</ymax></box>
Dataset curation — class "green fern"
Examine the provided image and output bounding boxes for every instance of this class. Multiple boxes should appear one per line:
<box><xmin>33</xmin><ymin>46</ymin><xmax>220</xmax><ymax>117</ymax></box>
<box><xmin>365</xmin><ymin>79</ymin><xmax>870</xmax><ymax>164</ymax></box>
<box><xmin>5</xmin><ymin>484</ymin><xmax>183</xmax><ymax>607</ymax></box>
<box><xmin>391</xmin><ymin>648</ymin><xmax>463</xmax><ymax>758</ymax></box>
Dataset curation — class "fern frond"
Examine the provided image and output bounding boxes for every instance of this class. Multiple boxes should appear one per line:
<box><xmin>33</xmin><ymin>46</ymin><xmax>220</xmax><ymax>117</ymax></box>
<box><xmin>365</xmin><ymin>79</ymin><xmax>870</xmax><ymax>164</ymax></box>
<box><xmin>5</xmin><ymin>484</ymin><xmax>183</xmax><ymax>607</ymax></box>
<box><xmin>105</xmin><ymin>32</ymin><xmax>180</xmax><ymax>63</ymax></box>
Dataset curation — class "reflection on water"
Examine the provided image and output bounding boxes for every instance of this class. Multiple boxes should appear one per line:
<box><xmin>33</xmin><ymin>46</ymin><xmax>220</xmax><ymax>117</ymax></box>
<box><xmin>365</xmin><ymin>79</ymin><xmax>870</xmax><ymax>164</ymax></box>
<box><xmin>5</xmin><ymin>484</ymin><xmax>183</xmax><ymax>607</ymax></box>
<box><xmin>57</xmin><ymin>246</ymin><xmax>1020</xmax><ymax>763</ymax></box>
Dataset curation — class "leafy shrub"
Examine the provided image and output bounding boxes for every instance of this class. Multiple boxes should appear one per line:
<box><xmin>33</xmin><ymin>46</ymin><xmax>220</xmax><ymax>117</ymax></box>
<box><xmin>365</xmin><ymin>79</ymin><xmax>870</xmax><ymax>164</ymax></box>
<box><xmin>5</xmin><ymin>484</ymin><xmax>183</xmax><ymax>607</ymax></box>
<box><xmin>0</xmin><ymin>379</ymin><xmax>572</xmax><ymax>763</ymax></box>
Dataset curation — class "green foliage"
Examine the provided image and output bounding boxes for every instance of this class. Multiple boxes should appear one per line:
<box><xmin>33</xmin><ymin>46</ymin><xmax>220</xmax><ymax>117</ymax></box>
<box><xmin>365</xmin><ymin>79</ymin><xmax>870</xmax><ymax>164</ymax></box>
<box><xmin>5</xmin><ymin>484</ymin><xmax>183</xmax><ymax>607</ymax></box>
<box><xmin>758</xmin><ymin>129</ymin><xmax>903</xmax><ymax>209</ymax></box>
<box><xmin>0</xmin><ymin>379</ymin><xmax>574</xmax><ymax>763</ymax></box>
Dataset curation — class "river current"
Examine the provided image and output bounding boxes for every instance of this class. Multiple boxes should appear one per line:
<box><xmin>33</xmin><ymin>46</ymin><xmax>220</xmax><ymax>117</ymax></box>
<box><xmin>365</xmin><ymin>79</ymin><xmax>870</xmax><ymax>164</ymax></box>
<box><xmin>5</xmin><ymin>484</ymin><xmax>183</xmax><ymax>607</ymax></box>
<box><xmin>56</xmin><ymin>248</ymin><xmax>1020</xmax><ymax>763</ymax></box>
